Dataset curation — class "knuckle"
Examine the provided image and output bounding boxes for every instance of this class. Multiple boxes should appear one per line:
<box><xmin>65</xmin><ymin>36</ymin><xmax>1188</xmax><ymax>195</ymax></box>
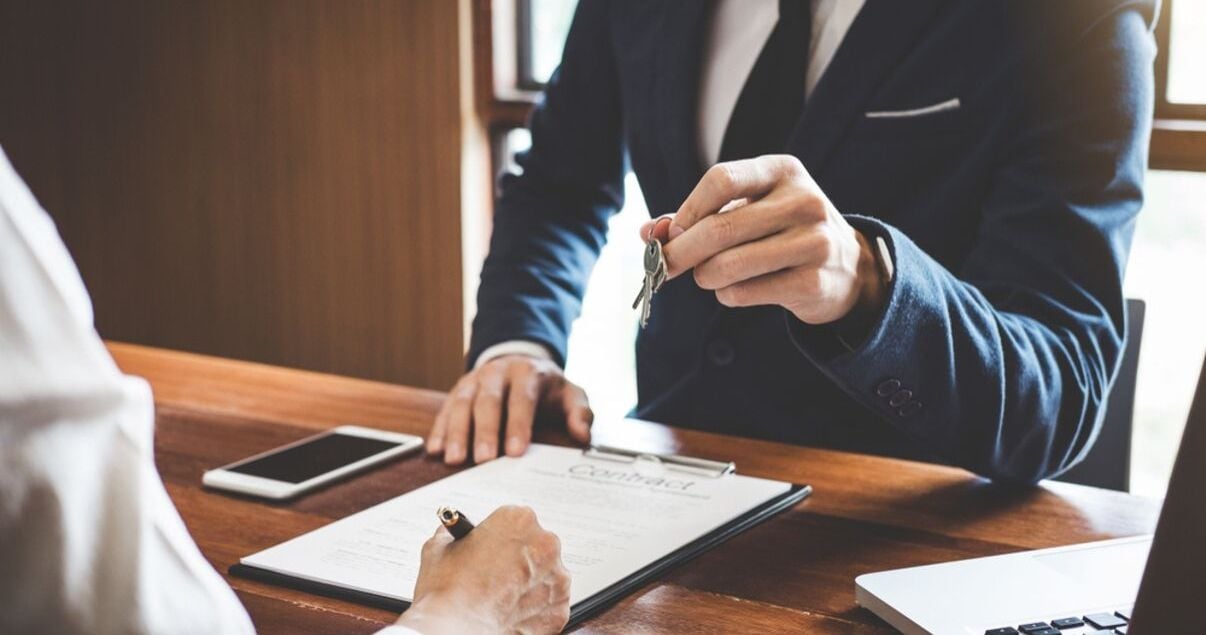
<box><xmin>481</xmin><ymin>363</ymin><xmax>506</xmax><ymax>384</ymax></box>
<box><xmin>520</xmin><ymin>374</ymin><xmax>541</xmax><ymax>401</ymax></box>
<box><xmin>785</xmin><ymin>195</ymin><xmax>822</xmax><ymax>222</ymax></box>
<box><xmin>774</xmin><ymin>154</ymin><xmax>806</xmax><ymax>177</ymax></box>
<box><xmin>495</xmin><ymin>504</ymin><xmax>519</xmax><ymax>519</ymax></box>
<box><xmin>798</xmin><ymin>268</ymin><xmax>822</xmax><ymax>294</ymax></box>
<box><xmin>806</xmin><ymin>196</ymin><xmax>828</xmax><ymax>221</ymax></box>
<box><xmin>768</xmin><ymin>197</ymin><xmax>795</xmax><ymax>219</ymax></box>
<box><xmin>695</xmin><ymin>252</ymin><xmax>739</xmax><ymax>290</ymax></box>
<box><xmin>479</xmin><ymin>383</ymin><xmax>504</xmax><ymax>401</ymax></box>
<box><xmin>718</xmin><ymin>250</ymin><xmax>745</xmax><ymax>280</ymax></box>
<box><xmin>701</xmin><ymin>213</ymin><xmax>736</xmax><ymax>248</ymax></box>
<box><xmin>530</xmin><ymin>363</ymin><xmax>554</xmax><ymax>383</ymax></box>
<box><xmin>693</xmin><ymin>267</ymin><xmax>713</xmax><ymax>291</ymax></box>
<box><xmin>505</xmin><ymin>359</ymin><xmax>532</xmax><ymax>380</ymax></box>
<box><xmin>713</xmin><ymin>212</ymin><xmax>737</xmax><ymax>242</ymax></box>
<box><xmin>709</xmin><ymin>163</ymin><xmax>738</xmax><ymax>193</ymax></box>
<box><xmin>715</xmin><ymin>285</ymin><xmax>742</xmax><ymax>307</ymax></box>
<box><xmin>813</xmin><ymin>232</ymin><xmax>835</xmax><ymax>262</ymax></box>
<box><xmin>548</xmin><ymin>604</ymin><xmax>571</xmax><ymax>630</ymax></box>
<box><xmin>512</xmin><ymin>505</ymin><xmax>537</xmax><ymax>524</ymax></box>
<box><xmin>539</xmin><ymin>530</ymin><xmax>562</xmax><ymax>557</ymax></box>
<box><xmin>520</xmin><ymin>356</ymin><xmax>546</xmax><ymax>372</ymax></box>
<box><xmin>451</xmin><ymin>380</ymin><xmax>476</xmax><ymax>403</ymax></box>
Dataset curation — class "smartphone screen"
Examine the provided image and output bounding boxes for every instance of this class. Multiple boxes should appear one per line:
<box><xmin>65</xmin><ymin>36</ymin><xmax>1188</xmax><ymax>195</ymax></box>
<box><xmin>227</xmin><ymin>432</ymin><xmax>404</xmax><ymax>483</ymax></box>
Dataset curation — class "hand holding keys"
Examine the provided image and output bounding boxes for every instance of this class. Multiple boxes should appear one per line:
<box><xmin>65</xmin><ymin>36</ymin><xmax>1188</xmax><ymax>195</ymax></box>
<box><xmin>633</xmin><ymin>221</ymin><xmax>670</xmax><ymax>328</ymax></box>
<box><xmin>634</xmin><ymin>157</ymin><xmax>888</xmax><ymax>330</ymax></box>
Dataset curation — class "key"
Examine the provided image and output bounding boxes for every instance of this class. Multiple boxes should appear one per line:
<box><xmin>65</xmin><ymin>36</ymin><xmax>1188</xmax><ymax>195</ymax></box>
<box><xmin>1084</xmin><ymin>613</ymin><xmax>1126</xmax><ymax>630</ymax></box>
<box><xmin>632</xmin><ymin>269</ymin><xmax>651</xmax><ymax>311</ymax></box>
<box><xmin>639</xmin><ymin>247</ymin><xmax>655</xmax><ymax>326</ymax></box>
<box><xmin>633</xmin><ymin>237</ymin><xmax>667</xmax><ymax>328</ymax></box>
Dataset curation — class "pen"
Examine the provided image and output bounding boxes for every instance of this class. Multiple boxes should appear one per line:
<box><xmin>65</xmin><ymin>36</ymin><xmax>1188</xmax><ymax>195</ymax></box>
<box><xmin>437</xmin><ymin>506</ymin><xmax>475</xmax><ymax>540</ymax></box>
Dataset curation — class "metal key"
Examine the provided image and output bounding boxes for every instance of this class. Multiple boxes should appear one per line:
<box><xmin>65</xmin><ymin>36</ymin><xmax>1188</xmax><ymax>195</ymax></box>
<box><xmin>632</xmin><ymin>238</ymin><xmax>667</xmax><ymax>328</ymax></box>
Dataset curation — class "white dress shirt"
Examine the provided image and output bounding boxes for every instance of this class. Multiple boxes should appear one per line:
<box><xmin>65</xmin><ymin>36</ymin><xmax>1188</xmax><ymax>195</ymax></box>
<box><xmin>697</xmin><ymin>0</ymin><xmax>865</xmax><ymax>166</ymax></box>
<box><xmin>0</xmin><ymin>148</ymin><xmax>257</xmax><ymax>634</ymax></box>
<box><xmin>476</xmin><ymin>0</ymin><xmax>866</xmax><ymax>367</ymax></box>
<box><xmin>0</xmin><ymin>148</ymin><xmax>419</xmax><ymax>634</ymax></box>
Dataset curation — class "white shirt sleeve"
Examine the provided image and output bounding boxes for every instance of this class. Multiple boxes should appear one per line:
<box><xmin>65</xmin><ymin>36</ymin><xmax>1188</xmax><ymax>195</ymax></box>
<box><xmin>473</xmin><ymin>339</ymin><xmax>554</xmax><ymax>369</ymax></box>
<box><xmin>374</xmin><ymin>625</ymin><xmax>423</xmax><ymax>635</ymax></box>
<box><xmin>0</xmin><ymin>147</ymin><xmax>255</xmax><ymax>635</ymax></box>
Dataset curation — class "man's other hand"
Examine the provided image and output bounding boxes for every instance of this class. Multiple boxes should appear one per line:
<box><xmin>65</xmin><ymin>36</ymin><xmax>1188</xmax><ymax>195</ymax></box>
<box><xmin>641</xmin><ymin>154</ymin><xmax>886</xmax><ymax>326</ymax></box>
<box><xmin>426</xmin><ymin>355</ymin><xmax>593</xmax><ymax>465</ymax></box>
<box><xmin>395</xmin><ymin>505</ymin><xmax>571</xmax><ymax>634</ymax></box>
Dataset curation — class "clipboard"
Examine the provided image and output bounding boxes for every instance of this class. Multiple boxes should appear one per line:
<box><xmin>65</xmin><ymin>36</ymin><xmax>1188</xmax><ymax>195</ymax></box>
<box><xmin>229</xmin><ymin>445</ymin><xmax>812</xmax><ymax>628</ymax></box>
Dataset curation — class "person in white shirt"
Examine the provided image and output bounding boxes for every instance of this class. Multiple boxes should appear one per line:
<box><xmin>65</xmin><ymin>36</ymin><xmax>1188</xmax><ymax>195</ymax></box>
<box><xmin>0</xmin><ymin>145</ymin><xmax>570</xmax><ymax>634</ymax></box>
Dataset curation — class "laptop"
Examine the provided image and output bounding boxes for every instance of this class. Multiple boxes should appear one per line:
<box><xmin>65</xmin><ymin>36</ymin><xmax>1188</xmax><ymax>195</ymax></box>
<box><xmin>855</xmin><ymin>356</ymin><xmax>1206</xmax><ymax>634</ymax></box>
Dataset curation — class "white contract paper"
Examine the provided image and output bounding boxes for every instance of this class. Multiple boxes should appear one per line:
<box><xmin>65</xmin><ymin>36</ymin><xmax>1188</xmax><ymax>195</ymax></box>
<box><xmin>239</xmin><ymin>444</ymin><xmax>795</xmax><ymax>607</ymax></box>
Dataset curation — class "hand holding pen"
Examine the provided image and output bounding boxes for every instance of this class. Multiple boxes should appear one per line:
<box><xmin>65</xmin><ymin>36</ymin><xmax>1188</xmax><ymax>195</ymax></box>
<box><xmin>397</xmin><ymin>505</ymin><xmax>572</xmax><ymax>633</ymax></box>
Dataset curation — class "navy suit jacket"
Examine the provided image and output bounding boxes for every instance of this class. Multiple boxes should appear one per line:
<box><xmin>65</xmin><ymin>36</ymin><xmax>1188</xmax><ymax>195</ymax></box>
<box><xmin>470</xmin><ymin>0</ymin><xmax>1157</xmax><ymax>483</ymax></box>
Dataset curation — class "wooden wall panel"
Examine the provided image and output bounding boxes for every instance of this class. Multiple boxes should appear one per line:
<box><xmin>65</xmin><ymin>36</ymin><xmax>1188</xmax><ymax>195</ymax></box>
<box><xmin>0</xmin><ymin>0</ymin><xmax>469</xmax><ymax>390</ymax></box>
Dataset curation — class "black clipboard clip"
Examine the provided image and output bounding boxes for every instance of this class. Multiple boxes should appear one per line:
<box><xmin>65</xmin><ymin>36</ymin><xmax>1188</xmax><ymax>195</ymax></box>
<box><xmin>583</xmin><ymin>445</ymin><xmax>736</xmax><ymax>478</ymax></box>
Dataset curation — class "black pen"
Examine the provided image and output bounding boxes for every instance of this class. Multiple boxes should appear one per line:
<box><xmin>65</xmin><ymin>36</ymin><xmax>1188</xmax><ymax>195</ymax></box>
<box><xmin>437</xmin><ymin>506</ymin><xmax>475</xmax><ymax>540</ymax></box>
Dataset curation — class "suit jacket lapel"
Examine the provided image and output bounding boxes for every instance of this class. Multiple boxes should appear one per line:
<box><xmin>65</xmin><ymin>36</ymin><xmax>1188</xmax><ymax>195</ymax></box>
<box><xmin>790</xmin><ymin>0</ymin><xmax>948</xmax><ymax>172</ymax></box>
<box><xmin>656</xmin><ymin>0</ymin><xmax>712</xmax><ymax>201</ymax></box>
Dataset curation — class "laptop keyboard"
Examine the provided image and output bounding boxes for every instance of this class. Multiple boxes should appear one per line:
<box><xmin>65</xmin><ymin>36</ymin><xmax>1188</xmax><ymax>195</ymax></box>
<box><xmin>986</xmin><ymin>608</ymin><xmax>1131</xmax><ymax>634</ymax></box>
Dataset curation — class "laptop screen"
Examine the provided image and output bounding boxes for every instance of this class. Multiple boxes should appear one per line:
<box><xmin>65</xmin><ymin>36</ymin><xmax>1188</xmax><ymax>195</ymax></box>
<box><xmin>1128</xmin><ymin>356</ymin><xmax>1206</xmax><ymax>631</ymax></box>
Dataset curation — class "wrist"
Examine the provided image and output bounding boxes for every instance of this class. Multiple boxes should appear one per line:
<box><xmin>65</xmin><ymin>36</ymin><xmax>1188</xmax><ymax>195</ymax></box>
<box><xmin>834</xmin><ymin>230</ymin><xmax>890</xmax><ymax>346</ymax></box>
<box><xmin>397</xmin><ymin>598</ymin><xmax>489</xmax><ymax>635</ymax></box>
<box><xmin>473</xmin><ymin>340</ymin><xmax>554</xmax><ymax>370</ymax></box>
<box><xmin>854</xmin><ymin>230</ymin><xmax>889</xmax><ymax>318</ymax></box>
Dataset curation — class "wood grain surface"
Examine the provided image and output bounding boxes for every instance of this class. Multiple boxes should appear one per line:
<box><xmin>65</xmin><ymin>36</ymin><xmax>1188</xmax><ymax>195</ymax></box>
<box><xmin>109</xmin><ymin>342</ymin><xmax>1161</xmax><ymax>634</ymax></box>
<box><xmin>0</xmin><ymin>0</ymin><xmax>470</xmax><ymax>391</ymax></box>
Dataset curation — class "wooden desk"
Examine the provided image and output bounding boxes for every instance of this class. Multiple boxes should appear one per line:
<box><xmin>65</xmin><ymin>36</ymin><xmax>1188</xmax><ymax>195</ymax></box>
<box><xmin>110</xmin><ymin>342</ymin><xmax>1161</xmax><ymax>634</ymax></box>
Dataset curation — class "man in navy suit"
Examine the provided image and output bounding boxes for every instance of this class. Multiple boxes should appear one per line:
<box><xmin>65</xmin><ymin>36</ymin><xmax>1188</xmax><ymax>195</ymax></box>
<box><xmin>427</xmin><ymin>0</ymin><xmax>1157</xmax><ymax>483</ymax></box>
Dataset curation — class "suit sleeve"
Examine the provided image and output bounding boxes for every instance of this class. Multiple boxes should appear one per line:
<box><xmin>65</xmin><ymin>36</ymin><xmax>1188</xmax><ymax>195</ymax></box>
<box><xmin>788</xmin><ymin>3</ymin><xmax>1156</xmax><ymax>483</ymax></box>
<box><xmin>468</xmin><ymin>0</ymin><xmax>627</xmax><ymax>368</ymax></box>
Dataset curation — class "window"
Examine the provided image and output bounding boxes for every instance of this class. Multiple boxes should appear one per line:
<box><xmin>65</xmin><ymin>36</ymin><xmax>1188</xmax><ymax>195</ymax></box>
<box><xmin>515</xmin><ymin>0</ymin><xmax>577</xmax><ymax>90</ymax></box>
<box><xmin>1151</xmin><ymin>0</ymin><xmax>1206</xmax><ymax>171</ymax></box>
<box><xmin>1133</xmin><ymin>0</ymin><xmax>1206</xmax><ymax>495</ymax></box>
<box><xmin>476</xmin><ymin>0</ymin><xmax>1206</xmax><ymax>494</ymax></box>
<box><xmin>1126</xmin><ymin>171</ymin><xmax>1206</xmax><ymax>494</ymax></box>
<box><xmin>1163</xmin><ymin>0</ymin><xmax>1205</xmax><ymax>105</ymax></box>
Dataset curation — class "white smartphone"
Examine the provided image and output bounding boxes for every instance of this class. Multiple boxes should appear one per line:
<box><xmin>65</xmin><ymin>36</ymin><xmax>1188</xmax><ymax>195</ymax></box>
<box><xmin>202</xmin><ymin>425</ymin><xmax>423</xmax><ymax>500</ymax></box>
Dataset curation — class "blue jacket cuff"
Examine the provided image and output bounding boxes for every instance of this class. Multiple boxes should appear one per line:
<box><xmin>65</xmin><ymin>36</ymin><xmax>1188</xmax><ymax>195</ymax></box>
<box><xmin>785</xmin><ymin>215</ymin><xmax>943</xmax><ymax>443</ymax></box>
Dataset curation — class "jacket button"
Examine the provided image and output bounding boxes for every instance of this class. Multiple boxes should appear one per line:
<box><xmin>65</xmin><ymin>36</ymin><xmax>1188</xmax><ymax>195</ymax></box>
<box><xmin>898</xmin><ymin>401</ymin><xmax>923</xmax><ymax>417</ymax></box>
<box><xmin>706</xmin><ymin>339</ymin><xmax>736</xmax><ymax>366</ymax></box>
<box><xmin>888</xmin><ymin>389</ymin><xmax>913</xmax><ymax>408</ymax></box>
<box><xmin>876</xmin><ymin>379</ymin><xmax>901</xmax><ymax>397</ymax></box>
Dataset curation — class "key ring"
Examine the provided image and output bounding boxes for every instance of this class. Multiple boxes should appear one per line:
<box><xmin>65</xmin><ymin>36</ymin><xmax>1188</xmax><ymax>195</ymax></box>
<box><xmin>647</xmin><ymin>215</ymin><xmax>672</xmax><ymax>244</ymax></box>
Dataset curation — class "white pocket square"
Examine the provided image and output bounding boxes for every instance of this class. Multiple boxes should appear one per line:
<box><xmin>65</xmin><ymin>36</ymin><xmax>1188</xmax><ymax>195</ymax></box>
<box><xmin>865</xmin><ymin>98</ymin><xmax>961</xmax><ymax>119</ymax></box>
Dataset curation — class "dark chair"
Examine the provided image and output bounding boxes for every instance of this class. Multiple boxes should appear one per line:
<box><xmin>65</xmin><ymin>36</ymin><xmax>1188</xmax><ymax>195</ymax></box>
<box><xmin>1056</xmin><ymin>299</ymin><xmax>1145</xmax><ymax>491</ymax></box>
